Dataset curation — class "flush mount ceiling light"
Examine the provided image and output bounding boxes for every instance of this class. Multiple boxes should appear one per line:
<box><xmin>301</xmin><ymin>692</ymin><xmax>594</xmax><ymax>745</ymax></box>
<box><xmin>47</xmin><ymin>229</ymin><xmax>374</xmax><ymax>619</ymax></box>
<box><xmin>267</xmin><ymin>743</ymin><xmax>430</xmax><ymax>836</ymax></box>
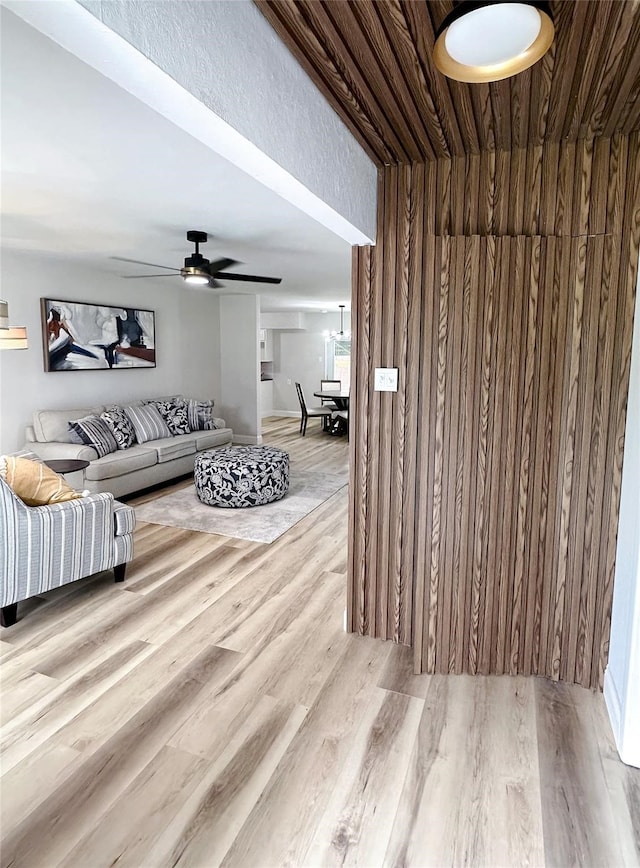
<box><xmin>434</xmin><ymin>1</ymin><xmax>554</xmax><ymax>83</ymax></box>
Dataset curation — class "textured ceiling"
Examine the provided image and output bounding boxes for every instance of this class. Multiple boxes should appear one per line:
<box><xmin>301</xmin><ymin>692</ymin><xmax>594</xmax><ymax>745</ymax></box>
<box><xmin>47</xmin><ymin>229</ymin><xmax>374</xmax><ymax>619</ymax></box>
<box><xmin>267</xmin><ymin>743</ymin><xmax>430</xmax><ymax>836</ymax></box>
<box><xmin>1</xmin><ymin>6</ymin><xmax>352</xmax><ymax>312</ymax></box>
<box><xmin>257</xmin><ymin>0</ymin><xmax>640</xmax><ymax>165</ymax></box>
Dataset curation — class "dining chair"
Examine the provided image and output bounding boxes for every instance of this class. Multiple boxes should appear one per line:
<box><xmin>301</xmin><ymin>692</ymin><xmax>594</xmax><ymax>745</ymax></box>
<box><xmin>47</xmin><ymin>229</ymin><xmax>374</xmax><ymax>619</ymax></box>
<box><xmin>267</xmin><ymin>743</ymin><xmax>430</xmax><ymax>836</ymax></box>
<box><xmin>295</xmin><ymin>383</ymin><xmax>333</xmax><ymax>436</ymax></box>
<box><xmin>335</xmin><ymin>409</ymin><xmax>349</xmax><ymax>440</ymax></box>
<box><xmin>320</xmin><ymin>379</ymin><xmax>341</xmax><ymax>410</ymax></box>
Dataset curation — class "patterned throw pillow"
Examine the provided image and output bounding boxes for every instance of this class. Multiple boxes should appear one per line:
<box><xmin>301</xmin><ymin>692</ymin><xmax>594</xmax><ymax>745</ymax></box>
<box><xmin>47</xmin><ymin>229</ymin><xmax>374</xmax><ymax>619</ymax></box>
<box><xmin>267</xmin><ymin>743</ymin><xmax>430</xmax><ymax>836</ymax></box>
<box><xmin>123</xmin><ymin>403</ymin><xmax>171</xmax><ymax>443</ymax></box>
<box><xmin>187</xmin><ymin>398</ymin><xmax>216</xmax><ymax>431</ymax></box>
<box><xmin>154</xmin><ymin>399</ymin><xmax>191</xmax><ymax>436</ymax></box>
<box><xmin>101</xmin><ymin>405</ymin><xmax>136</xmax><ymax>450</ymax></box>
<box><xmin>68</xmin><ymin>415</ymin><xmax>118</xmax><ymax>458</ymax></box>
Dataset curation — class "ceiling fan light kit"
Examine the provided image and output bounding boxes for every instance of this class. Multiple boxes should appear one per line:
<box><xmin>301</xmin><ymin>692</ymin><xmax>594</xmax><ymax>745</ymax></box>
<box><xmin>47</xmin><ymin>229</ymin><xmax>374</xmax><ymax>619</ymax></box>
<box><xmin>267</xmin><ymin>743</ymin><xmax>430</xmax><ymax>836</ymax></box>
<box><xmin>182</xmin><ymin>270</ymin><xmax>210</xmax><ymax>286</ymax></box>
<box><xmin>434</xmin><ymin>1</ymin><xmax>555</xmax><ymax>83</ymax></box>
<box><xmin>112</xmin><ymin>230</ymin><xmax>282</xmax><ymax>289</ymax></box>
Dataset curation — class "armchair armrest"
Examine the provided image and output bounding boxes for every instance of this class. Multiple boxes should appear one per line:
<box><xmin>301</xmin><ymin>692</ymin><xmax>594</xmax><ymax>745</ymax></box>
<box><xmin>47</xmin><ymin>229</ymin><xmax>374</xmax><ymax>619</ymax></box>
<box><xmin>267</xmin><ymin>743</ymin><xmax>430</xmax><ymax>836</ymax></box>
<box><xmin>28</xmin><ymin>491</ymin><xmax>115</xmax><ymax>516</ymax></box>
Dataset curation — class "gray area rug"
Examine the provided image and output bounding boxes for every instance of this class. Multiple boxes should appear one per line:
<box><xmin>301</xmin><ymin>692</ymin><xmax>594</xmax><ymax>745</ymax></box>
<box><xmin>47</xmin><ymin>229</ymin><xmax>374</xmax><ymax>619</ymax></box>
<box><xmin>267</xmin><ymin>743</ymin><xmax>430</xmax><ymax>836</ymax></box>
<box><xmin>134</xmin><ymin>470</ymin><xmax>347</xmax><ymax>543</ymax></box>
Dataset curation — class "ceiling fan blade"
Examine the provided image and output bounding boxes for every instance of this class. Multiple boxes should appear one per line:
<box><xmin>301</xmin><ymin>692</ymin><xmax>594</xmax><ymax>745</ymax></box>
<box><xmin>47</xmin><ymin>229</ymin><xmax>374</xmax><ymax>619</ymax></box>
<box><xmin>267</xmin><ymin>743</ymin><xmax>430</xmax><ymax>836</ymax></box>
<box><xmin>220</xmin><ymin>272</ymin><xmax>282</xmax><ymax>284</ymax></box>
<box><xmin>110</xmin><ymin>256</ymin><xmax>179</xmax><ymax>271</ymax></box>
<box><xmin>209</xmin><ymin>257</ymin><xmax>240</xmax><ymax>274</ymax></box>
<box><xmin>121</xmin><ymin>273</ymin><xmax>179</xmax><ymax>279</ymax></box>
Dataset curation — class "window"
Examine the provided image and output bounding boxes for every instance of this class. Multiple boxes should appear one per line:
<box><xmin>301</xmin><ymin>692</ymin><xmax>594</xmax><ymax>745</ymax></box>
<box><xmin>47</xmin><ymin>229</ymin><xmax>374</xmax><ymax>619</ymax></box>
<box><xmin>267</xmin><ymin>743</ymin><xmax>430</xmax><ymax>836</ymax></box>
<box><xmin>326</xmin><ymin>338</ymin><xmax>351</xmax><ymax>389</ymax></box>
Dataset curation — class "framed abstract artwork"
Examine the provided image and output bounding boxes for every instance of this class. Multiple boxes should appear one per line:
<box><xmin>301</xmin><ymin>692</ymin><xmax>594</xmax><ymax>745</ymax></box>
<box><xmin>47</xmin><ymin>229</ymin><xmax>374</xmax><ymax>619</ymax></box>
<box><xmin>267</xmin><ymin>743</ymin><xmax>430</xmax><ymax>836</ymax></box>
<box><xmin>41</xmin><ymin>298</ymin><xmax>156</xmax><ymax>372</ymax></box>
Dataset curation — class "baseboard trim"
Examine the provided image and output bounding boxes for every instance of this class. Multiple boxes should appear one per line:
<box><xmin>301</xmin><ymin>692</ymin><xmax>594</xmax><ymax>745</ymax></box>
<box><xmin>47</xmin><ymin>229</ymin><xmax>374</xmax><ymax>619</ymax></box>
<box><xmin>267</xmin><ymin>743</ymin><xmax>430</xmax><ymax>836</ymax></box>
<box><xmin>604</xmin><ymin>666</ymin><xmax>622</xmax><ymax>749</ymax></box>
<box><xmin>232</xmin><ymin>434</ymin><xmax>262</xmax><ymax>445</ymax></box>
<box><xmin>603</xmin><ymin>667</ymin><xmax>640</xmax><ymax>768</ymax></box>
<box><xmin>270</xmin><ymin>410</ymin><xmax>299</xmax><ymax>418</ymax></box>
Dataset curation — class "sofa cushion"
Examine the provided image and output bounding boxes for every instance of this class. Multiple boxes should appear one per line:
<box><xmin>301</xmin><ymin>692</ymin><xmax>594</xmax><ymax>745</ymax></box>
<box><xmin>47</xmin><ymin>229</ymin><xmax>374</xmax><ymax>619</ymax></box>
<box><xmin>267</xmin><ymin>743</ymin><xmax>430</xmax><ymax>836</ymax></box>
<box><xmin>153</xmin><ymin>399</ymin><xmax>191</xmax><ymax>436</ymax></box>
<box><xmin>193</xmin><ymin>428</ymin><xmax>233</xmax><ymax>450</ymax></box>
<box><xmin>69</xmin><ymin>415</ymin><xmax>118</xmax><ymax>458</ymax></box>
<box><xmin>101</xmin><ymin>406</ymin><xmax>136</xmax><ymax>450</ymax></box>
<box><xmin>0</xmin><ymin>455</ymin><xmax>84</xmax><ymax>506</ymax></box>
<box><xmin>124</xmin><ymin>404</ymin><xmax>170</xmax><ymax>443</ymax></box>
<box><xmin>84</xmin><ymin>444</ymin><xmax>158</xmax><ymax>482</ymax></box>
<box><xmin>142</xmin><ymin>435</ymin><xmax>196</xmax><ymax>464</ymax></box>
<box><xmin>33</xmin><ymin>406</ymin><xmax>104</xmax><ymax>443</ymax></box>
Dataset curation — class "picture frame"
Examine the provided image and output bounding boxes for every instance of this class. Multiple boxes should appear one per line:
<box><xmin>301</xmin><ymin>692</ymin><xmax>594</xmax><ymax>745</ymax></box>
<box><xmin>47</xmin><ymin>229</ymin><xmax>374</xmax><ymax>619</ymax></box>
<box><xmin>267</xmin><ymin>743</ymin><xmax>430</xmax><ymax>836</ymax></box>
<box><xmin>41</xmin><ymin>298</ymin><xmax>156</xmax><ymax>372</ymax></box>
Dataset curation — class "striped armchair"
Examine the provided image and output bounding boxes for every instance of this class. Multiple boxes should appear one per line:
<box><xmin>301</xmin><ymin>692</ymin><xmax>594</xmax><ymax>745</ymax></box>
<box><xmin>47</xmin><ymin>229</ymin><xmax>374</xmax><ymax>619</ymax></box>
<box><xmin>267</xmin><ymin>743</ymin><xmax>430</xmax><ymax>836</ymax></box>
<box><xmin>0</xmin><ymin>469</ymin><xmax>135</xmax><ymax>627</ymax></box>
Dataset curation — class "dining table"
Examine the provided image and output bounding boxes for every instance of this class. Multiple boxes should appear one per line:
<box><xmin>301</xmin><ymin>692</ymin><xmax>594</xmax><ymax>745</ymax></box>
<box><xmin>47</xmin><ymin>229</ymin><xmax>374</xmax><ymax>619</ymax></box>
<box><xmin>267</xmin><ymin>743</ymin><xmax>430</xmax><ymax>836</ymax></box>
<box><xmin>314</xmin><ymin>389</ymin><xmax>349</xmax><ymax>435</ymax></box>
<box><xmin>313</xmin><ymin>389</ymin><xmax>350</xmax><ymax>410</ymax></box>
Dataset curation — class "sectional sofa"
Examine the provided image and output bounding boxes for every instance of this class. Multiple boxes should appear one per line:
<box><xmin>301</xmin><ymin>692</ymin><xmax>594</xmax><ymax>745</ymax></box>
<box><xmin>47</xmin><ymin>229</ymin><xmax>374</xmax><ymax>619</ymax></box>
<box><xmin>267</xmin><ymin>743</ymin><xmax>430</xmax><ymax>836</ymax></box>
<box><xmin>25</xmin><ymin>397</ymin><xmax>233</xmax><ymax>498</ymax></box>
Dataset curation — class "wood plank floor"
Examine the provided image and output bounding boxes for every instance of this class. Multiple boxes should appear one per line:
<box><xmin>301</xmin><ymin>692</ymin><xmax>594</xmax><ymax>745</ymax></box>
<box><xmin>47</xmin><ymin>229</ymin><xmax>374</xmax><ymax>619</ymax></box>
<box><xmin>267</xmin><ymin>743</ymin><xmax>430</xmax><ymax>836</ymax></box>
<box><xmin>1</xmin><ymin>417</ymin><xmax>638</xmax><ymax>867</ymax></box>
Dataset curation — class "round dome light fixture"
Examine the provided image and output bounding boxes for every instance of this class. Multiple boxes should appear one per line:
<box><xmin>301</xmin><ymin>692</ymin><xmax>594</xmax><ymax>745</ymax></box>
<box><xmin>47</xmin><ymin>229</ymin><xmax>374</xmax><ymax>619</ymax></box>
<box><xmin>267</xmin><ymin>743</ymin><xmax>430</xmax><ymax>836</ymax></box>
<box><xmin>434</xmin><ymin>1</ymin><xmax>554</xmax><ymax>83</ymax></box>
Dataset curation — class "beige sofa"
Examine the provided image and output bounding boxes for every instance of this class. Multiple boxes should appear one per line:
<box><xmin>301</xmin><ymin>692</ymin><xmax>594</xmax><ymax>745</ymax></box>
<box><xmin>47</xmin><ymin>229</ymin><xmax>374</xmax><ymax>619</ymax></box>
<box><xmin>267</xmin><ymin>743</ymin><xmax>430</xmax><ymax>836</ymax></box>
<box><xmin>25</xmin><ymin>399</ymin><xmax>233</xmax><ymax>498</ymax></box>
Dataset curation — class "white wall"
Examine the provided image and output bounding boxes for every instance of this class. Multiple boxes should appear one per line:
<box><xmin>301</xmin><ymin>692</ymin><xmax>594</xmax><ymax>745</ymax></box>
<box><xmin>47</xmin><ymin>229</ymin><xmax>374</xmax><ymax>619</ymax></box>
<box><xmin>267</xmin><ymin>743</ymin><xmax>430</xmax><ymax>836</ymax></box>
<box><xmin>269</xmin><ymin>311</ymin><xmax>350</xmax><ymax>415</ymax></box>
<box><xmin>219</xmin><ymin>294</ymin><xmax>260</xmax><ymax>444</ymax></box>
<box><xmin>0</xmin><ymin>252</ymin><xmax>221</xmax><ymax>452</ymax></box>
<box><xmin>605</xmin><ymin>262</ymin><xmax>640</xmax><ymax>769</ymax></box>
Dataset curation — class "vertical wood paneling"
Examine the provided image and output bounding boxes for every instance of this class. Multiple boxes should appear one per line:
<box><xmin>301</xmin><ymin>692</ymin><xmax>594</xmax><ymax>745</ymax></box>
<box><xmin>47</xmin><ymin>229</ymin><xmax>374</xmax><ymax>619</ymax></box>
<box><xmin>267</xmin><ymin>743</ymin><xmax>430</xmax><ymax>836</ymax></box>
<box><xmin>349</xmin><ymin>133</ymin><xmax>640</xmax><ymax>689</ymax></box>
<box><xmin>412</xmin><ymin>231</ymin><xmax>437</xmax><ymax>673</ymax></box>
<box><xmin>363</xmin><ymin>173</ymin><xmax>386</xmax><ymax>637</ymax></box>
<box><xmin>377</xmin><ymin>165</ymin><xmax>398</xmax><ymax>639</ymax></box>
<box><xmin>400</xmin><ymin>162</ymin><xmax>425</xmax><ymax>645</ymax></box>
<box><xmin>454</xmin><ymin>236</ymin><xmax>480</xmax><ymax>673</ymax></box>
<box><xmin>415</xmin><ymin>136</ymin><xmax>639</xmax><ymax>239</ymax></box>
<box><xmin>348</xmin><ymin>243</ymin><xmax>370</xmax><ymax>634</ymax></box>
<box><xmin>389</xmin><ymin>164</ymin><xmax>411</xmax><ymax>642</ymax></box>
<box><xmin>593</xmin><ymin>132</ymin><xmax>640</xmax><ymax>686</ymax></box>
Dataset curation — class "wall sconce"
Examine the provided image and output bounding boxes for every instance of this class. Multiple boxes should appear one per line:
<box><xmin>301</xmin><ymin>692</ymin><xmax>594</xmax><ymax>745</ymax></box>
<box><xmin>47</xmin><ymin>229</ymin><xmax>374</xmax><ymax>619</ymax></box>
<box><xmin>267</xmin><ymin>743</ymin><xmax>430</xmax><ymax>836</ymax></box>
<box><xmin>0</xmin><ymin>299</ymin><xmax>28</xmax><ymax>350</ymax></box>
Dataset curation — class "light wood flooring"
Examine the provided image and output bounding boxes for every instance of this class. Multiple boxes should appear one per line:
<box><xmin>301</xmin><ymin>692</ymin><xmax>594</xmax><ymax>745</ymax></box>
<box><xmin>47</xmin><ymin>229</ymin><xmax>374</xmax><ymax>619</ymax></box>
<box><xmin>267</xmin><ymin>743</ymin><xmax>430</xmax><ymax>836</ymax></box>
<box><xmin>1</xmin><ymin>417</ymin><xmax>638</xmax><ymax>867</ymax></box>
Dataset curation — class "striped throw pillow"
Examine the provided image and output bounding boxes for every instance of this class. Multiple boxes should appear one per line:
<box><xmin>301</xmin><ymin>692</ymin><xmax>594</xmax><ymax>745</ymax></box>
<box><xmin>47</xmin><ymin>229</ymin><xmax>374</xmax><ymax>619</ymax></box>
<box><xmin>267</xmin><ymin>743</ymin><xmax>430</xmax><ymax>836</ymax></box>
<box><xmin>187</xmin><ymin>398</ymin><xmax>216</xmax><ymax>431</ymax></box>
<box><xmin>124</xmin><ymin>403</ymin><xmax>171</xmax><ymax>443</ymax></box>
<box><xmin>68</xmin><ymin>415</ymin><xmax>118</xmax><ymax>458</ymax></box>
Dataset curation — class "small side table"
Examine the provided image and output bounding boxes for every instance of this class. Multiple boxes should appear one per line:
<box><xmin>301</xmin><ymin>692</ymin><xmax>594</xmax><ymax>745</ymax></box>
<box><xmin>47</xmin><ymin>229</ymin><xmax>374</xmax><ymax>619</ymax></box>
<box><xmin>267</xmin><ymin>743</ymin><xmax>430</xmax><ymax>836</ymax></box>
<box><xmin>44</xmin><ymin>459</ymin><xmax>90</xmax><ymax>476</ymax></box>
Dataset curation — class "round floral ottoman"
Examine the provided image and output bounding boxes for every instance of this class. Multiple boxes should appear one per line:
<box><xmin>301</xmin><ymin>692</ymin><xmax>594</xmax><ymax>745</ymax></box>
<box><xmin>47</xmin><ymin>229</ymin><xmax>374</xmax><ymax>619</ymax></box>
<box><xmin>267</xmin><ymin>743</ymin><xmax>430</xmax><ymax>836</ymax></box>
<box><xmin>194</xmin><ymin>445</ymin><xmax>289</xmax><ymax>508</ymax></box>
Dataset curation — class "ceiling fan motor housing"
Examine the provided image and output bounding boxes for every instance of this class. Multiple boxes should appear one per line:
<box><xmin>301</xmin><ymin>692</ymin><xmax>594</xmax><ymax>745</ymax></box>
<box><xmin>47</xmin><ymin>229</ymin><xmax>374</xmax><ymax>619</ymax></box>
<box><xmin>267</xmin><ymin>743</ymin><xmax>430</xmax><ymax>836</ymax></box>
<box><xmin>186</xmin><ymin>230</ymin><xmax>208</xmax><ymax>245</ymax></box>
<box><xmin>183</xmin><ymin>252</ymin><xmax>209</xmax><ymax>269</ymax></box>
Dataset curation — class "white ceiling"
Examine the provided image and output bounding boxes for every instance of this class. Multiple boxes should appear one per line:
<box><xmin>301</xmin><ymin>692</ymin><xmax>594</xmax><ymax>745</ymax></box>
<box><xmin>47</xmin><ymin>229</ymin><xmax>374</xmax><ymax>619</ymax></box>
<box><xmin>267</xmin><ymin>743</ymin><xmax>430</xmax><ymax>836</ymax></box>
<box><xmin>0</xmin><ymin>7</ymin><xmax>352</xmax><ymax>312</ymax></box>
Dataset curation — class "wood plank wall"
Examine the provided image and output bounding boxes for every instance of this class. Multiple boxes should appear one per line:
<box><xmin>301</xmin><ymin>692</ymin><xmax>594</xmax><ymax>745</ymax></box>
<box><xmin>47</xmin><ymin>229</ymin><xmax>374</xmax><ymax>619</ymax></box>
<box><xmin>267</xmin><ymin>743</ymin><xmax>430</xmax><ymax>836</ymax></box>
<box><xmin>348</xmin><ymin>132</ymin><xmax>640</xmax><ymax>688</ymax></box>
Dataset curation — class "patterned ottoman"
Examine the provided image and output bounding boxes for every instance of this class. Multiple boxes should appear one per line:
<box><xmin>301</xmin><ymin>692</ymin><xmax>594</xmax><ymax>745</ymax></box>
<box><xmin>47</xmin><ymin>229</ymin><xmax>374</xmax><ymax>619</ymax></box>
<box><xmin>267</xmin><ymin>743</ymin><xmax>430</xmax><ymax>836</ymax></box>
<box><xmin>194</xmin><ymin>446</ymin><xmax>289</xmax><ymax>508</ymax></box>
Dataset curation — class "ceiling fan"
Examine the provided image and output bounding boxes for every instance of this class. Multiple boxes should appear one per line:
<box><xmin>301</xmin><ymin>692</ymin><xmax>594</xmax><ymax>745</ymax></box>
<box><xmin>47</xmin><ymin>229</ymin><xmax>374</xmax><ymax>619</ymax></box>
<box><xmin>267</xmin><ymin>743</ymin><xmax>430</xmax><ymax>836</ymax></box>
<box><xmin>111</xmin><ymin>230</ymin><xmax>282</xmax><ymax>288</ymax></box>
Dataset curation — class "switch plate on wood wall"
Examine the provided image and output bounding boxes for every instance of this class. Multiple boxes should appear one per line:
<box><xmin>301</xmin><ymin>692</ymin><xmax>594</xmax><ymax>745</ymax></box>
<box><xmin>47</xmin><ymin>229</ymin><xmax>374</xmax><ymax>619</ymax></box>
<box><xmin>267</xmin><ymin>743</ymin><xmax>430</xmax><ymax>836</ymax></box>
<box><xmin>374</xmin><ymin>367</ymin><xmax>398</xmax><ymax>391</ymax></box>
